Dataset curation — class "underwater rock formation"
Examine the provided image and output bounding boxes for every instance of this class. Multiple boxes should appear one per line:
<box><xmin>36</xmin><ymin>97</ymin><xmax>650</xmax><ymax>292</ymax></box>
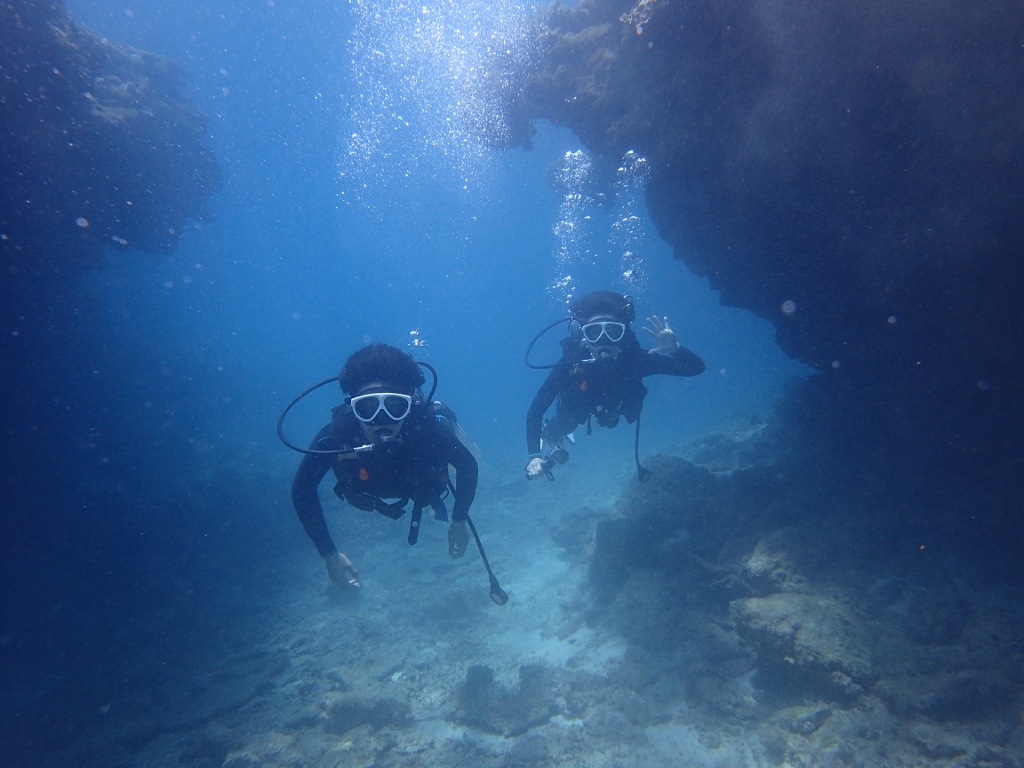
<box><xmin>730</xmin><ymin>593</ymin><xmax>873</xmax><ymax>699</ymax></box>
<box><xmin>0</xmin><ymin>0</ymin><xmax>219</xmax><ymax>502</ymax></box>
<box><xmin>455</xmin><ymin>663</ymin><xmax>560</xmax><ymax>737</ymax></box>
<box><xmin>505</xmin><ymin>0</ymin><xmax>1024</xmax><ymax>525</ymax></box>
<box><xmin>1</xmin><ymin>0</ymin><xmax>219</xmax><ymax>279</ymax></box>
<box><xmin>582</xmin><ymin>438</ymin><xmax>1024</xmax><ymax>756</ymax></box>
<box><xmin>589</xmin><ymin>454</ymin><xmax>788</xmax><ymax>601</ymax></box>
<box><xmin>321</xmin><ymin>684</ymin><xmax>413</xmax><ymax>736</ymax></box>
<box><xmin>0</xmin><ymin>5</ymin><xmax>221</xmax><ymax>706</ymax></box>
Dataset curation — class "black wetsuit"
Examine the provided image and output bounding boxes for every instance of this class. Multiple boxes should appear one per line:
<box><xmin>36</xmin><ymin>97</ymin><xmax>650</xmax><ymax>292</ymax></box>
<box><xmin>526</xmin><ymin>332</ymin><xmax>705</xmax><ymax>455</ymax></box>
<box><xmin>292</xmin><ymin>403</ymin><xmax>478</xmax><ymax>557</ymax></box>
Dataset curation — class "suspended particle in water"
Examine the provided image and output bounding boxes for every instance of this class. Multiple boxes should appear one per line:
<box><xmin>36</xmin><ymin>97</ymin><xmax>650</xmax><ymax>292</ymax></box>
<box><xmin>76</xmin><ymin>217</ymin><xmax>89</xmax><ymax>228</ymax></box>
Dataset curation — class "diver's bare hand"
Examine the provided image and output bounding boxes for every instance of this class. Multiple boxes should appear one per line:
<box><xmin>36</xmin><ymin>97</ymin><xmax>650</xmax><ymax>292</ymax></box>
<box><xmin>324</xmin><ymin>551</ymin><xmax>361</xmax><ymax>587</ymax></box>
<box><xmin>643</xmin><ymin>315</ymin><xmax>678</xmax><ymax>355</ymax></box>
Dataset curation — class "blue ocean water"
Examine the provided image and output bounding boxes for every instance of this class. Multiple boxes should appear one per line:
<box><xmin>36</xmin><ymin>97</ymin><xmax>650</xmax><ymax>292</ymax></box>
<box><xmin>3</xmin><ymin>0</ymin><xmax>813</xmax><ymax>762</ymax></box>
<box><xmin>65</xmin><ymin>0</ymin><xmax>803</xmax><ymax>458</ymax></box>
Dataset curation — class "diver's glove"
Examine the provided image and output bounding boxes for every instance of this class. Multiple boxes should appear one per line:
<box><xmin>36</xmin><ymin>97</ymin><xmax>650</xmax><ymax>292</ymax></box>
<box><xmin>448</xmin><ymin>520</ymin><xmax>469</xmax><ymax>559</ymax></box>
<box><xmin>324</xmin><ymin>551</ymin><xmax>361</xmax><ymax>588</ymax></box>
<box><xmin>525</xmin><ymin>454</ymin><xmax>554</xmax><ymax>481</ymax></box>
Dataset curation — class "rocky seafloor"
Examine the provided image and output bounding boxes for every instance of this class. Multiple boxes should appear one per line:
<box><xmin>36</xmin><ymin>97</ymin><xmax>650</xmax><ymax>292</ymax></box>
<box><xmin>27</xmin><ymin>417</ymin><xmax>1024</xmax><ymax>768</ymax></box>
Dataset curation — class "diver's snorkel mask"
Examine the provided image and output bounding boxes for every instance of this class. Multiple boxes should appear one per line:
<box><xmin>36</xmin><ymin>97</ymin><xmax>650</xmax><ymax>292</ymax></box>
<box><xmin>350</xmin><ymin>388</ymin><xmax>414</xmax><ymax>444</ymax></box>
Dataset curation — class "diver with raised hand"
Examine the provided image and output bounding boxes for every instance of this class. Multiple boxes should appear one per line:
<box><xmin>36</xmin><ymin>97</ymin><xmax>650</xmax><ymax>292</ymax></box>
<box><xmin>524</xmin><ymin>291</ymin><xmax>705</xmax><ymax>481</ymax></box>
<box><xmin>280</xmin><ymin>343</ymin><xmax>506</xmax><ymax>603</ymax></box>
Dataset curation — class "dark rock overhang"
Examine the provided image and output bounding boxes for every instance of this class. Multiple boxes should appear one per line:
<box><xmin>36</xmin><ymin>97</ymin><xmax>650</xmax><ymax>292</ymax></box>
<box><xmin>0</xmin><ymin>0</ymin><xmax>221</xmax><ymax>492</ymax></box>
<box><xmin>1</xmin><ymin>0</ymin><xmax>220</xmax><ymax>282</ymax></box>
<box><xmin>502</xmin><ymin>0</ymin><xmax>1024</xmax><ymax>496</ymax></box>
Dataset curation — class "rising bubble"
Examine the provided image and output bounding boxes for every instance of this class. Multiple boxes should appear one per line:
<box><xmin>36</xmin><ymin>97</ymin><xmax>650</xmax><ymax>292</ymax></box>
<box><xmin>548</xmin><ymin>150</ymin><xmax>594</xmax><ymax>307</ymax></box>
<box><xmin>341</xmin><ymin>0</ymin><xmax>541</xmax><ymax>206</ymax></box>
<box><xmin>611</xmin><ymin>150</ymin><xmax>650</xmax><ymax>297</ymax></box>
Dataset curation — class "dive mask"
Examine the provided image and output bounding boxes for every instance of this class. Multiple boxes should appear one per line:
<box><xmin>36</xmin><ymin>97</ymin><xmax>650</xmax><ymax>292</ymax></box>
<box><xmin>580</xmin><ymin>320</ymin><xmax>626</xmax><ymax>344</ymax></box>
<box><xmin>350</xmin><ymin>392</ymin><xmax>413</xmax><ymax>423</ymax></box>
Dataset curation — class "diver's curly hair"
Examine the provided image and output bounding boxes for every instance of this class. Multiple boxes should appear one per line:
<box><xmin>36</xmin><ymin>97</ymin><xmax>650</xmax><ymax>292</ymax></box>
<box><xmin>339</xmin><ymin>343</ymin><xmax>424</xmax><ymax>395</ymax></box>
<box><xmin>571</xmin><ymin>291</ymin><xmax>636</xmax><ymax>323</ymax></box>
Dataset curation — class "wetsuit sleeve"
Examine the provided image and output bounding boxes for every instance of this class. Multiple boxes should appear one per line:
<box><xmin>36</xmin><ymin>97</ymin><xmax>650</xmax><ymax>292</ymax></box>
<box><xmin>450</xmin><ymin>440</ymin><xmax>478</xmax><ymax>522</ymax></box>
<box><xmin>290</xmin><ymin>424</ymin><xmax>339</xmax><ymax>557</ymax></box>
<box><xmin>641</xmin><ymin>345</ymin><xmax>706</xmax><ymax>378</ymax></box>
<box><xmin>526</xmin><ymin>367</ymin><xmax>567</xmax><ymax>454</ymax></box>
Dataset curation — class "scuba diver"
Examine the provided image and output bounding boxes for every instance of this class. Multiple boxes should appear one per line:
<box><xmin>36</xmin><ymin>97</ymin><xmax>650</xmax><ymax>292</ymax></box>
<box><xmin>280</xmin><ymin>343</ymin><xmax>507</xmax><ymax>604</ymax></box>
<box><xmin>525</xmin><ymin>290</ymin><xmax>705</xmax><ymax>481</ymax></box>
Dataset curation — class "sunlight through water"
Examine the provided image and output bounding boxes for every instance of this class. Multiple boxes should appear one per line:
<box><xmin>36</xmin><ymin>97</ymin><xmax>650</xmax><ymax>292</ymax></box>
<box><xmin>340</xmin><ymin>0</ymin><xmax>541</xmax><ymax>204</ymax></box>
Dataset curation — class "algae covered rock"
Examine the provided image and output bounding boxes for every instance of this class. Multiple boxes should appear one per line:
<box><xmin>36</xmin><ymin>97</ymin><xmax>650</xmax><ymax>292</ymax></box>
<box><xmin>730</xmin><ymin>593</ymin><xmax>874</xmax><ymax>699</ymax></box>
<box><xmin>455</xmin><ymin>663</ymin><xmax>560</xmax><ymax>737</ymax></box>
<box><xmin>321</xmin><ymin>682</ymin><xmax>412</xmax><ymax>736</ymax></box>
